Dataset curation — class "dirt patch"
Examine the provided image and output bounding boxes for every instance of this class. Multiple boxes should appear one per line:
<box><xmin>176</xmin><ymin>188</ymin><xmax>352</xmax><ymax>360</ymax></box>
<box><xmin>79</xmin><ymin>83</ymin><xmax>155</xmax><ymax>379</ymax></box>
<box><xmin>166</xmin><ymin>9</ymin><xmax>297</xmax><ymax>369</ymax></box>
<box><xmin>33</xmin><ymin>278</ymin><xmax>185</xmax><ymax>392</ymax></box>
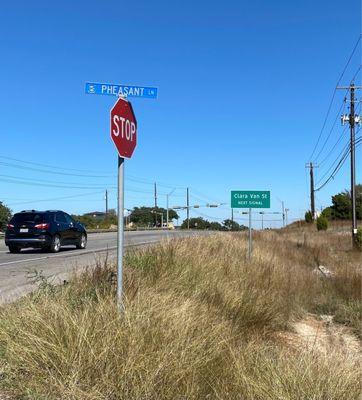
<box><xmin>278</xmin><ymin>314</ymin><xmax>361</xmax><ymax>359</ymax></box>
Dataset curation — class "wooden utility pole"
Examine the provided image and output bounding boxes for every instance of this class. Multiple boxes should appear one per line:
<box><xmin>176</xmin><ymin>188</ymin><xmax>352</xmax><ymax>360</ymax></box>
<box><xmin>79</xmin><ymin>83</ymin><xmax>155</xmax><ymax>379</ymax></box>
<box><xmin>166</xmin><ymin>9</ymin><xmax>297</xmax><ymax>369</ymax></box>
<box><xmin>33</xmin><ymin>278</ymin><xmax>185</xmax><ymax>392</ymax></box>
<box><xmin>338</xmin><ymin>83</ymin><xmax>362</xmax><ymax>246</ymax></box>
<box><xmin>305</xmin><ymin>163</ymin><xmax>318</xmax><ymax>220</ymax></box>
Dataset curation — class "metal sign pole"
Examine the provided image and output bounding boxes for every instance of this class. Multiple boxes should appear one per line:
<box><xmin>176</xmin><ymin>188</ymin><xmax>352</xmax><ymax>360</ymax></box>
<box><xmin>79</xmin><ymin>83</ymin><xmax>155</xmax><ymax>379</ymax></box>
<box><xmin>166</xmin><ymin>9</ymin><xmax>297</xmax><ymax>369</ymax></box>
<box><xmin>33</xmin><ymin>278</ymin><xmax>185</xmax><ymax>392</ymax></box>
<box><xmin>248</xmin><ymin>208</ymin><xmax>252</xmax><ymax>260</ymax></box>
<box><xmin>117</xmin><ymin>156</ymin><xmax>125</xmax><ymax>311</ymax></box>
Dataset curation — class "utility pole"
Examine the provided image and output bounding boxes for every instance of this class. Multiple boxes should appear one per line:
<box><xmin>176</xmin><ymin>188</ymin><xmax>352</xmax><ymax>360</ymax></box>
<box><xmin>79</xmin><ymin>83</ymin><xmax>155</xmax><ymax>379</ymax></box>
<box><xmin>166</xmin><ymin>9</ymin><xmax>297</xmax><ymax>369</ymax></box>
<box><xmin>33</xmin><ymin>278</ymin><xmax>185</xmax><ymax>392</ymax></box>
<box><xmin>154</xmin><ymin>182</ymin><xmax>158</xmax><ymax>227</ymax></box>
<box><xmin>105</xmin><ymin>189</ymin><xmax>108</xmax><ymax>219</ymax></box>
<box><xmin>166</xmin><ymin>188</ymin><xmax>176</xmax><ymax>229</ymax></box>
<box><xmin>305</xmin><ymin>162</ymin><xmax>318</xmax><ymax>220</ymax></box>
<box><xmin>339</xmin><ymin>83</ymin><xmax>362</xmax><ymax>246</ymax></box>
<box><xmin>187</xmin><ymin>187</ymin><xmax>190</xmax><ymax>229</ymax></box>
<box><xmin>349</xmin><ymin>85</ymin><xmax>357</xmax><ymax>245</ymax></box>
<box><xmin>154</xmin><ymin>182</ymin><xmax>158</xmax><ymax>208</ymax></box>
<box><xmin>282</xmin><ymin>201</ymin><xmax>285</xmax><ymax>228</ymax></box>
<box><xmin>285</xmin><ymin>208</ymin><xmax>289</xmax><ymax>226</ymax></box>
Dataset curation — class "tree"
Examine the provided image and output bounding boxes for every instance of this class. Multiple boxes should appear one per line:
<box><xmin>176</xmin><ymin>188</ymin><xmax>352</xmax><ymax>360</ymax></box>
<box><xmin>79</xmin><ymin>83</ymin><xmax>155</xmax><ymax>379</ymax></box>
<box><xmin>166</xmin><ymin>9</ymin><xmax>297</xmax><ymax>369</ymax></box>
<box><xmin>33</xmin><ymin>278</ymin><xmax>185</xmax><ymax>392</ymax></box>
<box><xmin>328</xmin><ymin>185</ymin><xmax>362</xmax><ymax>220</ymax></box>
<box><xmin>331</xmin><ymin>192</ymin><xmax>351</xmax><ymax>219</ymax></box>
<box><xmin>209</xmin><ymin>221</ymin><xmax>223</xmax><ymax>231</ymax></box>
<box><xmin>130</xmin><ymin>207</ymin><xmax>179</xmax><ymax>227</ymax></box>
<box><xmin>305</xmin><ymin>211</ymin><xmax>313</xmax><ymax>223</ymax></box>
<box><xmin>222</xmin><ymin>219</ymin><xmax>247</xmax><ymax>231</ymax></box>
<box><xmin>321</xmin><ymin>207</ymin><xmax>332</xmax><ymax>220</ymax></box>
<box><xmin>181</xmin><ymin>217</ymin><xmax>210</xmax><ymax>230</ymax></box>
<box><xmin>0</xmin><ymin>202</ymin><xmax>12</xmax><ymax>231</ymax></box>
<box><xmin>316</xmin><ymin>214</ymin><xmax>328</xmax><ymax>231</ymax></box>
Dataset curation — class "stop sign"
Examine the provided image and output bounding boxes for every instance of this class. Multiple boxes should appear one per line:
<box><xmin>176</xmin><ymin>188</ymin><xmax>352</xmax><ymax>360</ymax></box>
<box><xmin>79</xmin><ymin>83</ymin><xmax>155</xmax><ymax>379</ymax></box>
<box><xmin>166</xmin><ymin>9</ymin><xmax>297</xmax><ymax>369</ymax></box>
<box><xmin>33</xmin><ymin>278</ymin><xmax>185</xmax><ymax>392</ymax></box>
<box><xmin>110</xmin><ymin>97</ymin><xmax>137</xmax><ymax>158</ymax></box>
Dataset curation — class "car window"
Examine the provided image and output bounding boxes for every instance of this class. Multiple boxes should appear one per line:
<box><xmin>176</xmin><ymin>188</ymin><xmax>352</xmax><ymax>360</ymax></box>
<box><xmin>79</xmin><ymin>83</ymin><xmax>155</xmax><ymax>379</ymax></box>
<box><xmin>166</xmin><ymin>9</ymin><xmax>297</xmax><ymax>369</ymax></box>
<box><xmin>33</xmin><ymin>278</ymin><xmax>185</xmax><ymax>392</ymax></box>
<box><xmin>11</xmin><ymin>213</ymin><xmax>47</xmax><ymax>224</ymax></box>
<box><xmin>55</xmin><ymin>212</ymin><xmax>67</xmax><ymax>223</ymax></box>
<box><xmin>64</xmin><ymin>214</ymin><xmax>74</xmax><ymax>224</ymax></box>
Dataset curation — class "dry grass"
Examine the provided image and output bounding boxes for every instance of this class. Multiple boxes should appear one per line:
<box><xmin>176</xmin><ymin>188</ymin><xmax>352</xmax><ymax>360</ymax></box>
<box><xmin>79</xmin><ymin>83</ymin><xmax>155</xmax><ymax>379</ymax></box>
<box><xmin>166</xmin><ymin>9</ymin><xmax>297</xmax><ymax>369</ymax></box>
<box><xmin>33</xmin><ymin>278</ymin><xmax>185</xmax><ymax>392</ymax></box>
<box><xmin>0</xmin><ymin>230</ymin><xmax>360</xmax><ymax>399</ymax></box>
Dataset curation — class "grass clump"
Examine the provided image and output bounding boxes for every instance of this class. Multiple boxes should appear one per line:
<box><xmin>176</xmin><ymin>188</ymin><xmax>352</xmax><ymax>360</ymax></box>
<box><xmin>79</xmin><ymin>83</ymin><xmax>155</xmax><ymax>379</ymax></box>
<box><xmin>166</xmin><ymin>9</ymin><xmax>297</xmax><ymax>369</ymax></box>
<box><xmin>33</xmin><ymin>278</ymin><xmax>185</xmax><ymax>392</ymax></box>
<box><xmin>0</xmin><ymin>232</ymin><xmax>360</xmax><ymax>399</ymax></box>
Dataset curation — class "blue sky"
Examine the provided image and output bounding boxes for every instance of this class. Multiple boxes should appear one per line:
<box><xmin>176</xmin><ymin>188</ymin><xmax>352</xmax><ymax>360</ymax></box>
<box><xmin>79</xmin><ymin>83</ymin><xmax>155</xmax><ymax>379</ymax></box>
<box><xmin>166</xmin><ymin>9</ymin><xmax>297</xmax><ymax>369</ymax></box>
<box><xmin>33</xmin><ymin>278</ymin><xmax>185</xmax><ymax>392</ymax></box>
<box><xmin>0</xmin><ymin>0</ymin><xmax>361</xmax><ymax>228</ymax></box>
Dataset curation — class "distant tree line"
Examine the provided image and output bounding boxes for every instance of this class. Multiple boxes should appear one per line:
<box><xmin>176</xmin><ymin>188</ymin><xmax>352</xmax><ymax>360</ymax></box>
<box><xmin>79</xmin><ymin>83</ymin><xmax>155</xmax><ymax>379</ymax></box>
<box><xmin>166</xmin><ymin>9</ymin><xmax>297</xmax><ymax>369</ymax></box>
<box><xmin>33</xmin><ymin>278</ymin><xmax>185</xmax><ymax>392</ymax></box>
<box><xmin>180</xmin><ymin>217</ymin><xmax>247</xmax><ymax>231</ymax></box>
<box><xmin>71</xmin><ymin>209</ymin><xmax>117</xmax><ymax>229</ymax></box>
<box><xmin>129</xmin><ymin>207</ymin><xmax>179</xmax><ymax>227</ymax></box>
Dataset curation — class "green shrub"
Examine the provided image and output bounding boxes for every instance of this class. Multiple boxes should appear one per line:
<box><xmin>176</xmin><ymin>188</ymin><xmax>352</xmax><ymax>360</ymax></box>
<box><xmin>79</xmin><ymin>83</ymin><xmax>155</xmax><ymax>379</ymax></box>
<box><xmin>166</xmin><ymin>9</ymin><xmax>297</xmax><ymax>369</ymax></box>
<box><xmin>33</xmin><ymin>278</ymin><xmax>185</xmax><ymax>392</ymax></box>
<box><xmin>305</xmin><ymin>211</ymin><xmax>313</xmax><ymax>223</ymax></box>
<box><xmin>316</xmin><ymin>214</ymin><xmax>328</xmax><ymax>231</ymax></box>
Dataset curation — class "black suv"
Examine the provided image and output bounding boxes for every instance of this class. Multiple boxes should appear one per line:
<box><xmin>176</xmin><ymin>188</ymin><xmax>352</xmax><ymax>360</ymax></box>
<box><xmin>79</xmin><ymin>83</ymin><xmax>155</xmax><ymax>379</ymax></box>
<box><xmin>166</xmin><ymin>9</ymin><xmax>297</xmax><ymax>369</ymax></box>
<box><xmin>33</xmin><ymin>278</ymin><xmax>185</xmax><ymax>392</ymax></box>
<box><xmin>5</xmin><ymin>210</ymin><xmax>87</xmax><ymax>253</ymax></box>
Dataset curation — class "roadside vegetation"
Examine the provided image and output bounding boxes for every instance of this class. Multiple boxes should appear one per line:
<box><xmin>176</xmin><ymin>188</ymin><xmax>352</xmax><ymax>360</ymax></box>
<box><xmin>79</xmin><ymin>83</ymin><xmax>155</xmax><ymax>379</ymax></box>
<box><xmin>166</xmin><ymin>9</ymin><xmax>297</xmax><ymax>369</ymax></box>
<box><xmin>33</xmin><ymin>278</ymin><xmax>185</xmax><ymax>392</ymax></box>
<box><xmin>0</xmin><ymin>228</ymin><xmax>360</xmax><ymax>399</ymax></box>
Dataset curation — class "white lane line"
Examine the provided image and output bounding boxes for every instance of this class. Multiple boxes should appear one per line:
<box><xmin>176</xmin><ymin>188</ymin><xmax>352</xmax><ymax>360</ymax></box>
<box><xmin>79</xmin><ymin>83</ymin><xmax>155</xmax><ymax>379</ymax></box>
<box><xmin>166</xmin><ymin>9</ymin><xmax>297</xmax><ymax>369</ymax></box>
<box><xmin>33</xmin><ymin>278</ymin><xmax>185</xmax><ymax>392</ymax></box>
<box><xmin>0</xmin><ymin>240</ymin><xmax>159</xmax><ymax>267</ymax></box>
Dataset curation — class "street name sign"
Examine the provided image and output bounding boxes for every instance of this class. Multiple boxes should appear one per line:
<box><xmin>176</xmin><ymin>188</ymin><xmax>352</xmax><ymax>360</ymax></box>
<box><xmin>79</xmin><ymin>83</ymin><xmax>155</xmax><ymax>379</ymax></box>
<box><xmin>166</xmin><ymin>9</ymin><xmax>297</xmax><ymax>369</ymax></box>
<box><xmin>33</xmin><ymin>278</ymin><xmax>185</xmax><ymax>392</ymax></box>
<box><xmin>86</xmin><ymin>82</ymin><xmax>158</xmax><ymax>99</ymax></box>
<box><xmin>231</xmin><ymin>191</ymin><xmax>270</xmax><ymax>209</ymax></box>
<box><xmin>110</xmin><ymin>97</ymin><xmax>137</xmax><ymax>159</ymax></box>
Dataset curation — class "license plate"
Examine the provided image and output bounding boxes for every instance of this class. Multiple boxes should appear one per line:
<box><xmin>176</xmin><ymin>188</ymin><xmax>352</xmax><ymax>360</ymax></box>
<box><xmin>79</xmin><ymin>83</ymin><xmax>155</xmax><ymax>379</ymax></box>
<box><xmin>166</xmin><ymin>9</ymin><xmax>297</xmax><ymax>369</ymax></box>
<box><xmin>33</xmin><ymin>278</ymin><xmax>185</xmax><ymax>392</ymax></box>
<box><xmin>20</xmin><ymin>228</ymin><xmax>28</xmax><ymax>233</ymax></box>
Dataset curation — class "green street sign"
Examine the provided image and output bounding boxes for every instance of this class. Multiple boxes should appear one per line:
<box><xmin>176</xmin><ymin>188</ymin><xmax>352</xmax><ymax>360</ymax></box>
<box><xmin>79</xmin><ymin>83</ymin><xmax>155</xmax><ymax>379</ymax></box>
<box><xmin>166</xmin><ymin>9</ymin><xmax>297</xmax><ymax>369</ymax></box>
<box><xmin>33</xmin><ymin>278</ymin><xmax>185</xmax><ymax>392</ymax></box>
<box><xmin>231</xmin><ymin>190</ymin><xmax>270</xmax><ymax>209</ymax></box>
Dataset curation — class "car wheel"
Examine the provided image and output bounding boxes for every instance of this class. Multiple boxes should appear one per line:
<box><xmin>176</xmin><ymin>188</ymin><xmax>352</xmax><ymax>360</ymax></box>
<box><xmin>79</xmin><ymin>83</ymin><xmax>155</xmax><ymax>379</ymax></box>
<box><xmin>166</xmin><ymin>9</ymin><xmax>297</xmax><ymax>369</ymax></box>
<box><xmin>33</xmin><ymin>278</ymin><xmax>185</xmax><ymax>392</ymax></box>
<box><xmin>8</xmin><ymin>245</ymin><xmax>21</xmax><ymax>253</ymax></box>
<box><xmin>76</xmin><ymin>234</ymin><xmax>87</xmax><ymax>249</ymax></box>
<box><xmin>50</xmin><ymin>235</ymin><xmax>61</xmax><ymax>253</ymax></box>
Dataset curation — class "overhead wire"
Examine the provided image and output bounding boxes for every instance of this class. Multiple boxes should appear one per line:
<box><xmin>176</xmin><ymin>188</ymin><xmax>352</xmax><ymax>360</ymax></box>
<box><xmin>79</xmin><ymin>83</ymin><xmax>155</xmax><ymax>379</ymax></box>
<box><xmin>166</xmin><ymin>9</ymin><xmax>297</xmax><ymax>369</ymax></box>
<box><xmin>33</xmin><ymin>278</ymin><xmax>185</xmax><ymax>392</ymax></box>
<box><xmin>316</xmin><ymin>140</ymin><xmax>350</xmax><ymax>185</ymax></box>
<box><xmin>309</xmin><ymin>34</ymin><xmax>361</xmax><ymax>161</ymax></box>
<box><xmin>319</xmin><ymin>125</ymin><xmax>349</xmax><ymax>167</ymax></box>
<box><xmin>315</xmin><ymin>144</ymin><xmax>351</xmax><ymax>192</ymax></box>
<box><xmin>7</xmin><ymin>191</ymin><xmax>105</xmax><ymax>206</ymax></box>
<box><xmin>314</xmin><ymin>96</ymin><xmax>347</xmax><ymax>162</ymax></box>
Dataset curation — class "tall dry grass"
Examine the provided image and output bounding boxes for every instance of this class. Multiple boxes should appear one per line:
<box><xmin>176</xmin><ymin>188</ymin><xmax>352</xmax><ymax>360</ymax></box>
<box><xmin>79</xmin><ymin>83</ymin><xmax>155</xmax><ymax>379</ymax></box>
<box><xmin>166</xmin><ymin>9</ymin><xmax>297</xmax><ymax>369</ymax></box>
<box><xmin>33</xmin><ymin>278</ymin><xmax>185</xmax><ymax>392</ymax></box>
<box><xmin>0</xmin><ymin>231</ymin><xmax>360</xmax><ymax>399</ymax></box>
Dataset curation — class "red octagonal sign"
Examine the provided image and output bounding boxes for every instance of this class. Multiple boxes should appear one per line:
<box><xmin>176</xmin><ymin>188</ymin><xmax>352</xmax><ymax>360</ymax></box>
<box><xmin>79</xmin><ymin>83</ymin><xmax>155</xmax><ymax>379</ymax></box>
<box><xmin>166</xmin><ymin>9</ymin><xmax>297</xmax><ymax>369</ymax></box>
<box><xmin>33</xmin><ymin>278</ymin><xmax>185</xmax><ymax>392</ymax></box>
<box><xmin>110</xmin><ymin>97</ymin><xmax>137</xmax><ymax>158</ymax></box>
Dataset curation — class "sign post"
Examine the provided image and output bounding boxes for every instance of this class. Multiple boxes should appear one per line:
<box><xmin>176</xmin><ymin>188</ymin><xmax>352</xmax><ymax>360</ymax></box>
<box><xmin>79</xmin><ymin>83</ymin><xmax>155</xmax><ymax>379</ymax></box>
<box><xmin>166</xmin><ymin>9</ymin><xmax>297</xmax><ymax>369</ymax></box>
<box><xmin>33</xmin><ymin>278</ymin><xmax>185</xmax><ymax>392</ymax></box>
<box><xmin>110</xmin><ymin>97</ymin><xmax>137</xmax><ymax>310</ymax></box>
<box><xmin>248</xmin><ymin>208</ymin><xmax>252</xmax><ymax>260</ymax></box>
<box><xmin>231</xmin><ymin>191</ymin><xmax>270</xmax><ymax>260</ymax></box>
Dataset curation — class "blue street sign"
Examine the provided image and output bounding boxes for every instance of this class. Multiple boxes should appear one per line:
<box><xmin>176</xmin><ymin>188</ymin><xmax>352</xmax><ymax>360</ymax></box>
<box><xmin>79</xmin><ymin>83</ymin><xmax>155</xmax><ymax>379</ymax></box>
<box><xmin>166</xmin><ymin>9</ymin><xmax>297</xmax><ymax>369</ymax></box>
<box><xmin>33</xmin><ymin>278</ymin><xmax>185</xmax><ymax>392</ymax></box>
<box><xmin>85</xmin><ymin>82</ymin><xmax>158</xmax><ymax>99</ymax></box>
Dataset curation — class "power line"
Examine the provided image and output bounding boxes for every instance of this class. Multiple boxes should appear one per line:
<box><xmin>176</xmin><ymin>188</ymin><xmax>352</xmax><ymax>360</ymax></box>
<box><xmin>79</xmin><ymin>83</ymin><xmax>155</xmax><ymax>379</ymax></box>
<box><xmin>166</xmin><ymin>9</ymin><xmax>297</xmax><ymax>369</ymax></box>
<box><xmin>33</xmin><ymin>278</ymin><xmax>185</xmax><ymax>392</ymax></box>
<box><xmin>315</xmin><ymin>144</ymin><xmax>351</xmax><ymax>191</ymax></box>
<box><xmin>0</xmin><ymin>161</ymin><xmax>116</xmax><ymax>178</ymax></box>
<box><xmin>318</xmin><ymin>103</ymin><xmax>361</xmax><ymax>169</ymax></box>
<box><xmin>314</xmin><ymin>98</ymin><xmax>347</xmax><ymax>162</ymax></box>
<box><xmin>315</xmin><ymin>138</ymin><xmax>361</xmax><ymax>193</ymax></box>
<box><xmin>0</xmin><ymin>155</ymin><xmax>113</xmax><ymax>174</ymax></box>
<box><xmin>309</xmin><ymin>34</ymin><xmax>361</xmax><ymax>161</ymax></box>
<box><xmin>190</xmin><ymin>188</ymin><xmax>224</xmax><ymax>204</ymax></box>
<box><xmin>0</xmin><ymin>156</ymin><xmax>187</xmax><ymax>188</ymax></box>
<box><xmin>7</xmin><ymin>191</ymin><xmax>105</xmax><ymax>206</ymax></box>
<box><xmin>319</xmin><ymin>125</ymin><xmax>349</xmax><ymax>167</ymax></box>
<box><xmin>0</xmin><ymin>174</ymin><xmax>114</xmax><ymax>187</ymax></box>
<box><xmin>316</xmin><ymin>139</ymin><xmax>350</xmax><ymax>185</ymax></box>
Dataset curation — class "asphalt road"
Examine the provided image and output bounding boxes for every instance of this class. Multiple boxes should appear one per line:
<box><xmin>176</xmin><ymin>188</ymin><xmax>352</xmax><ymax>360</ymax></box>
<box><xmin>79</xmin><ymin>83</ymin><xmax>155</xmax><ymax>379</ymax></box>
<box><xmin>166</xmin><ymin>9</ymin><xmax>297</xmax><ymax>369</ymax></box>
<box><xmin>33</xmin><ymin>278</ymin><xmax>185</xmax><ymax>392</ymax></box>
<box><xmin>0</xmin><ymin>230</ymin><xmax>206</xmax><ymax>304</ymax></box>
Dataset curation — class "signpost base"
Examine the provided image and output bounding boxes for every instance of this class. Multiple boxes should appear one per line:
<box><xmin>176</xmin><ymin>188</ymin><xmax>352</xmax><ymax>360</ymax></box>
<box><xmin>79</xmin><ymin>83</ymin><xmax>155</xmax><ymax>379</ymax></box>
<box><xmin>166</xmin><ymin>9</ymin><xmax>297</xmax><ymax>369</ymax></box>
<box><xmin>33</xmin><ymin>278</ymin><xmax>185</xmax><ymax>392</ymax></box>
<box><xmin>117</xmin><ymin>156</ymin><xmax>125</xmax><ymax>311</ymax></box>
<box><xmin>248</xmin><ymin>208</ymin><xmax>252</xmax><ymax>260</ymax></box>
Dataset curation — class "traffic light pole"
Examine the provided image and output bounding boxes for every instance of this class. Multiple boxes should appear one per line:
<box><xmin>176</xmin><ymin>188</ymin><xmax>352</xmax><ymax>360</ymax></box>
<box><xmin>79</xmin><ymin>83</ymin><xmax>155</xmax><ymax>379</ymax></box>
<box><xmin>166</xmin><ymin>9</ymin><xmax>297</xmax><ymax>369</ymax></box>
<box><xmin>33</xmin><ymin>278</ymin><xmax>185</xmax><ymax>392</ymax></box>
<box><xmin>117</xmin><ymin>156</ymin><xmax>125</xmax><ymax>311</ymax></box>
